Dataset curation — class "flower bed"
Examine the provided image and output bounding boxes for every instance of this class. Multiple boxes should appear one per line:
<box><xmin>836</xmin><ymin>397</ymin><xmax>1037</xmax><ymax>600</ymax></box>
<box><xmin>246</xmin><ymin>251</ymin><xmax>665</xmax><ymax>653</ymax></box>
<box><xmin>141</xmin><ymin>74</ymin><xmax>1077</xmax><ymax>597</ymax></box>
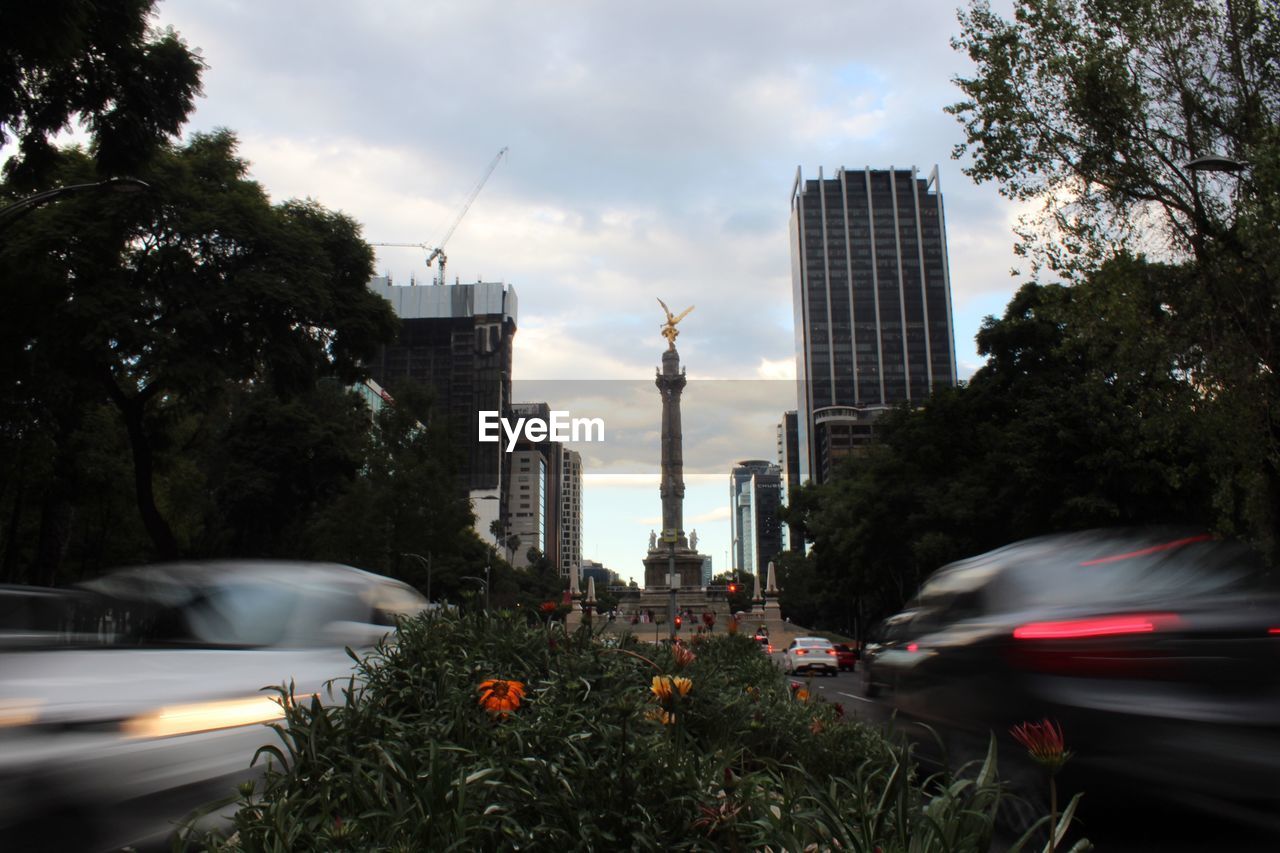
<box><xmin>195</xmin><ymin>612</ymin><xmax>1066</xmax><ymax>851</ymax></box>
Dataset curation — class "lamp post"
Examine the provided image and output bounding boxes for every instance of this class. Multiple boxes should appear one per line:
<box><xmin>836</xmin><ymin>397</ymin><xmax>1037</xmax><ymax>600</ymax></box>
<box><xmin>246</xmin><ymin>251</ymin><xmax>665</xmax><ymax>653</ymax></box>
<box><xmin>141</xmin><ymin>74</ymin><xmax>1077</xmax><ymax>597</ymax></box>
<box><xmin>461</xmin><ymin>575</ymin><xmax>489</xmax><ymax>610</ymax></box>
<box><xmin>0</xmin><ymin>177</ymin><xmax>150</xmax><ymax>233</ymax></box>
<box><xmin>1185</xmin><ymin>155</ymin><xmax>1249</xmax><ymax>175</ymax></box>
<box><xmin>400</xmin><ymin>552</ymin><xmax>432</xmax><ymax>604</ymax></box>
<box><xmin>663</xmin><ymin>528</ymin><xmax>678</xmax><ymax>642</ymax></box>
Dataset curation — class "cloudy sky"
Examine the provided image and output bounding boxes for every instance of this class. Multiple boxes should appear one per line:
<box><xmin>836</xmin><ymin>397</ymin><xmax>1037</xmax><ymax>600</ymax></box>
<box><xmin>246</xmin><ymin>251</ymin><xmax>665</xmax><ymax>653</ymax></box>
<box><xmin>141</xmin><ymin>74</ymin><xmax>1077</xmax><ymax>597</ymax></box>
<box><xmin>155</xmin><ymin>0</ymin><xmax>1027</xmax><ymax>584</ymax></box>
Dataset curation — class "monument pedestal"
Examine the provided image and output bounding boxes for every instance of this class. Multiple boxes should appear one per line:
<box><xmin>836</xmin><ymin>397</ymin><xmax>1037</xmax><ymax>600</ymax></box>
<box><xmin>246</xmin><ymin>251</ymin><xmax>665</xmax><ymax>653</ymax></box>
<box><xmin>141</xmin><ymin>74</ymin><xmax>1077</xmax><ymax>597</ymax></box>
<box><xmin>642</xmin><ymin>547</ymin><xmax>706</xmax><ymax>590</ymax></box>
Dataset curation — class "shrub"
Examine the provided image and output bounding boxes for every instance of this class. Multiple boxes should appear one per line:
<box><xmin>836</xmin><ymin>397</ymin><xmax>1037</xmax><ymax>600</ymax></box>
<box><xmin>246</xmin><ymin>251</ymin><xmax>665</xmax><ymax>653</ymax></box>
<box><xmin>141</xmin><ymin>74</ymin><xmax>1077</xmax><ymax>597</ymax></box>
<box><xmin>193</xmin><ymin>612</ymin><xmax>1077</xmax><ymax>851</ymax></box>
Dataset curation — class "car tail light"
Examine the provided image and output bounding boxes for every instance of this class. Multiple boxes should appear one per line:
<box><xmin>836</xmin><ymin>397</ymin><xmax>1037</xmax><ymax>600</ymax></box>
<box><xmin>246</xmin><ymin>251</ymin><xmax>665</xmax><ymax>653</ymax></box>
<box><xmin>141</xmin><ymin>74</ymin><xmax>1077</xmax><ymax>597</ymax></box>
<box><xmin>1009</xmin><ymin>613</ymin><xmax>1185</xmax><ymax>678</ymax></box>
<box><xmin>1269</xmin><ymin>628</ymin><xmax>1280</xmax><ymax>635</ymax></box>
<box><xmin>826</xmin><ymin>648</ymin><xmax>837</xmax><ymax>655</ymax></box>
<box><xmin>1013</xmin><ymin>613</ymin><xmax>1182</xmax><ymax>639</ymax></box>
<box><xmin>795</xmin><ymin>648</ymin><xmax>808</xmax><ymax>655</ymax></box>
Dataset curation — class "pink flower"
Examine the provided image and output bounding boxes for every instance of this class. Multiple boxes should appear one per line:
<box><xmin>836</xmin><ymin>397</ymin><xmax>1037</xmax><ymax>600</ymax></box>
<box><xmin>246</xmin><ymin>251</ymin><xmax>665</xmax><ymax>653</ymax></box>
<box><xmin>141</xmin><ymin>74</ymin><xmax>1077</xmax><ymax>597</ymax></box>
<box><xmin>1011</xmin><ymin>718</ymin><xmax>1072</xmax><ymax>773</ymax></box>
<box><xmin>672</xmin><ymin>643</ymin><xmax>696</xmax><ymax>669</ymax></box>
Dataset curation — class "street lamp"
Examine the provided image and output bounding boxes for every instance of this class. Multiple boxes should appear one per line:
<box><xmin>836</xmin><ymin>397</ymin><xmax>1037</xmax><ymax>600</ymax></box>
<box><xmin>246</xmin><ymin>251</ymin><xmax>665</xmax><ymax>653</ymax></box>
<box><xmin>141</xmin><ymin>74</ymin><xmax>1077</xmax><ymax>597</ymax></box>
<box><xmin>460</xmin><ymin>575</ymin><xmax>490</xmax><ymax>610</ymax></box>
<box><xmin>400</xmin><ymin>552</ymin><xmax>432</xmax><ymax>604</ymax></box>
<box><xmin>0</xmin><ymin>177</ymin><xmax>151</xmax><ymax>232</ymax></box>
<box><xmin>663</xmin><ymin>528</ymin><xmax>678</xmax><ymax>642</ymax></box>
<box><xmin>1185</xmin><ymin>155</ymin><xmax>1249</xmax><ymax>174</ymax></box>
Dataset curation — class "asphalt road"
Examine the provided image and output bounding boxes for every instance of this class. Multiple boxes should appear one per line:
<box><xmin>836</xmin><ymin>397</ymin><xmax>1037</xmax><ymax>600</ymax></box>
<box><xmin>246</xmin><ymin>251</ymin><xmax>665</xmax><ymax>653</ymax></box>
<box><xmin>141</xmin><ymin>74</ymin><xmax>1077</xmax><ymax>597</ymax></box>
<box><xmin>765</xmin><ymin>653</ymin><xmax>1280</xmax><ymax>852</ymax></box>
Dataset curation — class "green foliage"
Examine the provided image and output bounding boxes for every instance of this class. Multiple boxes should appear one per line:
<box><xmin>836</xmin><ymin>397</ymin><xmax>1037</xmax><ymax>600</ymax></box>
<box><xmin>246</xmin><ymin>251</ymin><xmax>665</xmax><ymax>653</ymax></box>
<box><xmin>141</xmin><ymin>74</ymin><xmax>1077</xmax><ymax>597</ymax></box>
<box><xmin>949</xmin><ymin>0</ymin><xmax>1280</xmax><ymax>276</ymax></box>
<box><xmin>193</xmin><ymin>616</ymin><xmax>1078</xmax><ymax>852</ymax></box>
<box><xmin>0</xmin><ymin>0</ymin><xmax>204</xmax><ymax>181</ymax></box>
<box><xmin>947</xmin><ymin>0</ymin><xmax>1280</xmax><ymax>561</ymax></box>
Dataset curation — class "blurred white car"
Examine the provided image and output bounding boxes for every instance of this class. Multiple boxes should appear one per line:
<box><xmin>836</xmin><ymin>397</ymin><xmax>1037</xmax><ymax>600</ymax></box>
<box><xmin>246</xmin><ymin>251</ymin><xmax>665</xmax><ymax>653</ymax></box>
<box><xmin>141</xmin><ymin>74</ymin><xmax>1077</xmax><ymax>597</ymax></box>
<box><xmin>0</xmin><ymin>561</ymin><xmax>426</xmax><ymax>851</ymax></box>
<box><xmin>783</xmin><ymin>636</ymin><xmax>838</xmax><ymax>676</ymax></box>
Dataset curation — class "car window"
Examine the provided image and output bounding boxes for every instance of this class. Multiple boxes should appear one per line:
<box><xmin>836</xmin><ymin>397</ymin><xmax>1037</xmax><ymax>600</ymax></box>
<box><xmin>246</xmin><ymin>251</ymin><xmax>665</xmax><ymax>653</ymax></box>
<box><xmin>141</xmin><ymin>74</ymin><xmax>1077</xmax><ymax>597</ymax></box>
<box><xmin>184</xmin><ymin>581</ymin><xmax>300</xmax><ymax>646</ymax></box>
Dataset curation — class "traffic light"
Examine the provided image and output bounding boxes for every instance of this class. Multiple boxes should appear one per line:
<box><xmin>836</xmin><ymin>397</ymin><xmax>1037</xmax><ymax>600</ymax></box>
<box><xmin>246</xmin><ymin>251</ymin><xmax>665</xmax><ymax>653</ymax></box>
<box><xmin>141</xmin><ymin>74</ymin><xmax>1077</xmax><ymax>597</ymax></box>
<box><xmin>674</xmin><ymin>615</ymin><xmax>682</xmax><ymax>630</ymax></box>
<box><xmin>727</xmin><ymin>583</ymin><xmax>739</xmax><ymax>595</ymax></box>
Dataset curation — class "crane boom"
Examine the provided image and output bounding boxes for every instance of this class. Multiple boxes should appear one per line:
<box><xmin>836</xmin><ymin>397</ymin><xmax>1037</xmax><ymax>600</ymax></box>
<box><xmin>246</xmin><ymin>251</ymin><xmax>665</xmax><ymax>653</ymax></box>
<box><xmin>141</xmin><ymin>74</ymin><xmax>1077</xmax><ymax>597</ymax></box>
<box><xmin>371</xmin><ymin>146</ymin><xmax>508</xmax><ymax>286</ymax></box>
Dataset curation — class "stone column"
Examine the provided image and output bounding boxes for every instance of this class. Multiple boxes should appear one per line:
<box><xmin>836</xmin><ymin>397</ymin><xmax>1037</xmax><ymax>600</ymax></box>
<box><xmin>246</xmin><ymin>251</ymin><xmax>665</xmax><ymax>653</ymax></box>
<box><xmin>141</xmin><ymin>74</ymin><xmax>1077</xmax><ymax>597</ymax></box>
<box><xmin>656</xmin><ymin>347</ymin><xmax>688</xmax><ymax>548</ymax></box>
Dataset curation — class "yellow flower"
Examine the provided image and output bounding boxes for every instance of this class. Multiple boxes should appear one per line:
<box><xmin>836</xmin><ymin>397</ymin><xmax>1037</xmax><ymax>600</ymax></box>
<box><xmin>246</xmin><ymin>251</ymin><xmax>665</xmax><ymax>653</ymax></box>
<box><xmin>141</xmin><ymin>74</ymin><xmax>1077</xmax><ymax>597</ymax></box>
<box><xmin>651</xmin><ymin>675</ymin><xmax>693</xmax><ymax>702</ymax></box>
<box><xmin>477</xmin><ymin>679</ymin><xmax>526</xmax><ymax>717</ymax></box>
<box><xmin>794</xmin><ymin>688</ymin><xmax>810</xmax><ymax>703</ymax></box>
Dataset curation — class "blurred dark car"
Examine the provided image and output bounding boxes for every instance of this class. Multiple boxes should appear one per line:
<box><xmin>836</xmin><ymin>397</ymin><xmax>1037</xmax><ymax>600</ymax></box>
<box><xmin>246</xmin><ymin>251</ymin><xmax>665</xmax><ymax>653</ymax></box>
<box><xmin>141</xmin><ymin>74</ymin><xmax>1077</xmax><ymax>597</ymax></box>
<box><xmin>832</xmin><ymin>642</ymin><xmax>858</xmax><ymax>672</ymax></box>
<box><xmin>873</xmin><ymin>528</ymin><xmax>1280</xmax><ymax>826</ymax></box>
<box><xmin>861</xmin><ymin>609</ymin><xmax>917</xmax><ymax>697</ymax></box>
<box><xmin>0</xmin><ymin>561</ymin><xmax>426</xmax><ymax>851</ymax></box>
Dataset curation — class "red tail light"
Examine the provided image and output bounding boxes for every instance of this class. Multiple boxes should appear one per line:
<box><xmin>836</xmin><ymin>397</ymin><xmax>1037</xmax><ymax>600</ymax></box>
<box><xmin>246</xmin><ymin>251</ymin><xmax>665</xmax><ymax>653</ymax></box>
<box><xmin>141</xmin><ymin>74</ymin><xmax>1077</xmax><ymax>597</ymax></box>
<box><xmin>795</xmin><ymin>648</ymin><xmax>807</xmax><ymax>655</ymax></box>
<box><xmin>826</xmin><ymin>648</ymin><xmax>837</xmax><ymax>656</ymax></box>
<box><xmin>1013</xmin><ymin>613</ymin><xmax>1182</xmax><ymax>639</ymax></box>
<box><xmin>1009</xmin><ymin>613</ymin><xmax>1184</xmax><ymax>678</ymax></box>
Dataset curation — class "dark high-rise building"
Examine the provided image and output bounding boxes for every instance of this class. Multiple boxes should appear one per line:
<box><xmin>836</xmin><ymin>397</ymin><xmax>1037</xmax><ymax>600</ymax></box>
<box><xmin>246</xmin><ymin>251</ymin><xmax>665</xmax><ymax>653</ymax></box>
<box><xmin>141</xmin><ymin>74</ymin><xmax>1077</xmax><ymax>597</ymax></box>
<box><xmin>790</xmin><ymin>166</ymin><xmax>957</xmax><ymax>484</ymax></box>
<box><xmin>777</xmin><ymin>411</ymin><xmax>802</xmax><ymax>552</ymax></box>
<box><xmin>729</xmin><ymin>460</ymin><xmax>783</xmax><ymax>585</ymax></box>
<box><xmin>366</xmin><ymin>278</ymin><xmax>517</xmax><ymax>540</ymax></box>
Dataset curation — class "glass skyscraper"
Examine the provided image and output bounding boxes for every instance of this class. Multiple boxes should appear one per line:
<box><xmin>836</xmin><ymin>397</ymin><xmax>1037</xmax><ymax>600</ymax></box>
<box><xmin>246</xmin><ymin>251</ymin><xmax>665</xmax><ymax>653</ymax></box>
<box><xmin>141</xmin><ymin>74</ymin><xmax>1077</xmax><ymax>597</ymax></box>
<box><xmin>789</xmin><ymin>166</ymin><xmax>957</xmax><ymax>484</ymax></box>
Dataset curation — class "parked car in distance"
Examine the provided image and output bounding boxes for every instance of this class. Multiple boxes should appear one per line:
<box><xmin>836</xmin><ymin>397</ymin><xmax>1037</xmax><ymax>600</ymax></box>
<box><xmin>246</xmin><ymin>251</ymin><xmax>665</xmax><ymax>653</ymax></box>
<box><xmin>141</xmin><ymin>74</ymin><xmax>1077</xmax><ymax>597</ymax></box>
<box><xmin>832</xmin><ymin>642</ymin><xmax>858</xmax><ymax>671</ymax></box>
<box><xmin>783</xmin><ymin>636</ymin><xmax>838</xmax><ymax>675</ymax></box>
<box><xmin>0</xmin><ymin>560</ymin><xmax>427</xmax><ymax>851</ymax></box>
<box><xmin>875</xmin><ymin>528</ymin><xmax>1280</xmax><ymax>827</ymax></box>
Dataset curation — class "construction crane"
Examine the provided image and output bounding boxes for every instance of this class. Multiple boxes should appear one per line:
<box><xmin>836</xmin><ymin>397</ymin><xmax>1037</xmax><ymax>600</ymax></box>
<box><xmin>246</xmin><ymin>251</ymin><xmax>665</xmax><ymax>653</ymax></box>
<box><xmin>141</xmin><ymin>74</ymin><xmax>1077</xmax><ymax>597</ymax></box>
<box><xmin>372</xmin><ymin>146</ymin><xmax>508</xmax><ymax>286</ymax></box>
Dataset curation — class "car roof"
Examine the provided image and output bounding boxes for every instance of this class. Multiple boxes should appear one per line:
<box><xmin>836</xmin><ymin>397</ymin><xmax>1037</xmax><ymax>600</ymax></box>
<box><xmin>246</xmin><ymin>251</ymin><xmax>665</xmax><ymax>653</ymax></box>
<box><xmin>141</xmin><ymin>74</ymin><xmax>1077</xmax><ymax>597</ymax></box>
<box><xmin>793</xmin><ymin>636</ymin><xmax>833</xmax><ymax>644</ymax></box>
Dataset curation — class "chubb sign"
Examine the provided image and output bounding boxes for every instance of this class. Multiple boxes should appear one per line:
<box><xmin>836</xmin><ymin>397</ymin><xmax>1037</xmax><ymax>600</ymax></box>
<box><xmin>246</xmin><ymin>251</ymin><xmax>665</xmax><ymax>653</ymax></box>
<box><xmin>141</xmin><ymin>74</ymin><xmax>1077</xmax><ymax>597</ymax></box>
<box><xmin>478</xmin><ymin>411</ymin><xmax>605</xmax><ymax>452</ymax></box>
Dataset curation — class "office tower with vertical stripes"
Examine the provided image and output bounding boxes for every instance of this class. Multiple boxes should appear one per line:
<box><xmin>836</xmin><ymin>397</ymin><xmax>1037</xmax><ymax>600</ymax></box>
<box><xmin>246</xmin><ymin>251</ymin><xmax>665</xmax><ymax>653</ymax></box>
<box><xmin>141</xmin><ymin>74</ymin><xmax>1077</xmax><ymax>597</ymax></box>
<box><xmin>789</xmin><ymin>165</ymin><xmax>957</xmax><ymax>484</ymax></box>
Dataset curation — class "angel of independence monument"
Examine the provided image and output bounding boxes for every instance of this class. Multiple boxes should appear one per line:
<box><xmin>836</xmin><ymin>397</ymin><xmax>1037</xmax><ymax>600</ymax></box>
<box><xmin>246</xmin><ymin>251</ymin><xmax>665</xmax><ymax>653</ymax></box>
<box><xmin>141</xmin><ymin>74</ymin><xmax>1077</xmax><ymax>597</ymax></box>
<box><xmin>641</xmin><ymin>299</ymin><xmax>709</xmax><ymax>591</ymax></box>
<box><xmin>567</xmin><ymin>300</ymin><xmax>787</xmax><ymax>639</ymax></box>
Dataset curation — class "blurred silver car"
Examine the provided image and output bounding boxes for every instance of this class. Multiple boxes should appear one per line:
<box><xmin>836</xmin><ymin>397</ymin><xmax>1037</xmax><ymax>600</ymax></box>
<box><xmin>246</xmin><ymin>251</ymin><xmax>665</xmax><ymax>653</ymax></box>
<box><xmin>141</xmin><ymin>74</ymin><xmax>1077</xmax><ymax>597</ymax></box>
<box><xmin>0</xmin><ymin>561</ymin><xmax>426</xmax><ymax>851</ymax></box>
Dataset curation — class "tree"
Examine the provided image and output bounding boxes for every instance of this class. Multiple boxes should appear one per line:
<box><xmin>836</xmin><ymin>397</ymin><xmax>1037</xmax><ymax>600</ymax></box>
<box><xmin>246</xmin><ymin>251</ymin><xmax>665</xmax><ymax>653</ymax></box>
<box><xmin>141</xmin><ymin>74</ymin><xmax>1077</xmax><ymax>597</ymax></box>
<box><xmin>0</xmin><ymin>135</ymin><xmax>398</xmax><ymax>568</ymax></box>
<box><xmin>0</xmin><ymin>0</ymin><xmax>203</xmax><ymax>182</ymax></box>
<box><xmin>950</xmin><ymin>0</ymin><xmax>1280</xmax><ymax>557</ymax></box>
<box><xmin>949</xmin><ymin>0</ymin><xmax>1280</xmax><ymax>275</ymax></box>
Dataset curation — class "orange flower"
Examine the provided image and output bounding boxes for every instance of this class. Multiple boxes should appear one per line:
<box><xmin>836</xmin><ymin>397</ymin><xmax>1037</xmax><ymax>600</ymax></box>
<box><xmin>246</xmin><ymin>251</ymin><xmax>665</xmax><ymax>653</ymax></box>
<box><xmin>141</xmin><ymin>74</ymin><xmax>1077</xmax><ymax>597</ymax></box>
<box><xmin>1010</xmin><ymin>718</ymin><xmax>1071</xmax><ymax>773</ymax></box>
<box><xmin>477</xmin><ymin>679</ymin><xmax>526</xmax><ymax>717</ymax></box>
<box><xmin>539</xmin><ymin>601</ymin><xmax>558</xmax><ymax>614</ymax></box>
<box><xmin>646</xmin><ymin>707</ymin><xmax>674</xmax><ymax>726</ymax></box>
<box><xmin>672</xmin><ymin>643</ymin><xmax>696</xmax><ymax>669</ymax></box>
<box><xmin>810</xmin><ymin>718</ymin><xmax>825</xmax><ymax>735</ymax></box>
<box><xmin>793</xmin><ymin>687</ymin><xmax>810</xmax><ymax>703</ymax></box>
<box><xmin>650</xmin><ymin>675</ymin><xmax>692</xmax><ymax>703</ymax></box>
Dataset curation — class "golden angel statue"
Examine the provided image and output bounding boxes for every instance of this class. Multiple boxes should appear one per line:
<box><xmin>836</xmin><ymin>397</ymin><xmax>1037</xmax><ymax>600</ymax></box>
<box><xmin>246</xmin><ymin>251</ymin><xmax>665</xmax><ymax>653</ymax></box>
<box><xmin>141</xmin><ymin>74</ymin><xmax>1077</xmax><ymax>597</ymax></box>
<box><xmin>657</xmin><ymin>297</ymin><xmax>694</xmax><ymax>349</ymax></box>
